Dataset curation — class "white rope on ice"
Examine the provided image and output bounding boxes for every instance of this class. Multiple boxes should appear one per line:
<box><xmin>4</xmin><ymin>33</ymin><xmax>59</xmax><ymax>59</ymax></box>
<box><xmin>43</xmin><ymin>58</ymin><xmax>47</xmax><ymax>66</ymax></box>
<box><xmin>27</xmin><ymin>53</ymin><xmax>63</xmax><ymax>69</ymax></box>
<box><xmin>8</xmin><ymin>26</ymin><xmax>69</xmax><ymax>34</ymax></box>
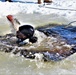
<box><xmin>44</xmin><ymin>6</ymin><xmax>76</xmax><ymax>11</ymax></box>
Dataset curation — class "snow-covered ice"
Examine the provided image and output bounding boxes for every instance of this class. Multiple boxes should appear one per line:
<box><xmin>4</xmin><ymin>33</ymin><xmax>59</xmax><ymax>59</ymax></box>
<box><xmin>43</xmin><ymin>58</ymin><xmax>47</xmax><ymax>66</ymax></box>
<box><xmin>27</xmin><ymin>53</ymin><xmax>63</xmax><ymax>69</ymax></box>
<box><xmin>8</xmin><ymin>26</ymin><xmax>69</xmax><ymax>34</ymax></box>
<box><xmin>0</xmin><ymin>0</ymin><xmax>76</xmax><ymax>26</ymax></box>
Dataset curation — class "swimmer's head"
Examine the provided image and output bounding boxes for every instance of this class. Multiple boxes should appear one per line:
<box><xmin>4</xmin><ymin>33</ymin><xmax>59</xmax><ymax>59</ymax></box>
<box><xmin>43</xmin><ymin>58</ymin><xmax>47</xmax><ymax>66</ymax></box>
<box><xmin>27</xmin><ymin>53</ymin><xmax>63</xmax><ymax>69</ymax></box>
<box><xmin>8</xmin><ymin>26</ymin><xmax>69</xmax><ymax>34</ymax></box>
<box><xmin>16</xmin><ymin>25</ymin><xmax>37</xmax><ymax>43</ymax></box>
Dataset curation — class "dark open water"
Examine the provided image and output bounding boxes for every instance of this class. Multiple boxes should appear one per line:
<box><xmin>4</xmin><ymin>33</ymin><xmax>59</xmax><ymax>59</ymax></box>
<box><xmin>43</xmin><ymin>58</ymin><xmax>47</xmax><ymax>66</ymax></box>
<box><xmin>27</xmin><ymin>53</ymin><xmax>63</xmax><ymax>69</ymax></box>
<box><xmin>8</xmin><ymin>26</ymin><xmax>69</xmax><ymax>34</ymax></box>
<box><xmin>38</xmin><ymin>25</ymin><xmax>76</xmax><ymax>45</ymax></box>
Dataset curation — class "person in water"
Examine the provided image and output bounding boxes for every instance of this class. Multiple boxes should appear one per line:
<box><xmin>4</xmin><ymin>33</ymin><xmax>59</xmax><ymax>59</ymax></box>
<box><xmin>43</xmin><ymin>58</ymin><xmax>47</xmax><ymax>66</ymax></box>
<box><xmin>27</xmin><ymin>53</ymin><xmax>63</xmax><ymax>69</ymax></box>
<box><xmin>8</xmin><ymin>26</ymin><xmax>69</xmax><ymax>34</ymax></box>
<box><xmin>7</xmin><ymin>15</ymin><xmax>37</xmax><ymax>45</ymax></box>
<box><xmin>6</xmin><ymin>15</ymin><xmax>75</xmax><ymax>61</ymax></box>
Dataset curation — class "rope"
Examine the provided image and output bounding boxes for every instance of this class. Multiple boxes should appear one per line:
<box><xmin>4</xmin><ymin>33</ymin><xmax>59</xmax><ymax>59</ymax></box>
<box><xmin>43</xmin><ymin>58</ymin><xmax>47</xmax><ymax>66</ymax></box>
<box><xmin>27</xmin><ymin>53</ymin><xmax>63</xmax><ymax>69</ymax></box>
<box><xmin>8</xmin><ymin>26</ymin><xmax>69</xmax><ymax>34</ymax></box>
<box><xmin>65</xmin><ymin>21</ymin><xmax>76</xmax><ymax>28</ymax></box>
<box><xmin>44</xmin><ymin>6</ymin><xmax>76</xmax><ymax>11</ymax></box>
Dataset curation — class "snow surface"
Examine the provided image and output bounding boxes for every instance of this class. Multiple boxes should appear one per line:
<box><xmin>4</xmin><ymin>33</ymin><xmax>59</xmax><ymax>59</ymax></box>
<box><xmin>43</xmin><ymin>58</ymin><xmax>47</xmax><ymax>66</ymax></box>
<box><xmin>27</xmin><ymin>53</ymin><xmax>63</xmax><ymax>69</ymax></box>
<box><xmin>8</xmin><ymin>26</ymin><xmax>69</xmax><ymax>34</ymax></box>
<box><xmin>0</xmin><ymin>0</ymin><xmax>76</xmax><ymax>26</ymax></box>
